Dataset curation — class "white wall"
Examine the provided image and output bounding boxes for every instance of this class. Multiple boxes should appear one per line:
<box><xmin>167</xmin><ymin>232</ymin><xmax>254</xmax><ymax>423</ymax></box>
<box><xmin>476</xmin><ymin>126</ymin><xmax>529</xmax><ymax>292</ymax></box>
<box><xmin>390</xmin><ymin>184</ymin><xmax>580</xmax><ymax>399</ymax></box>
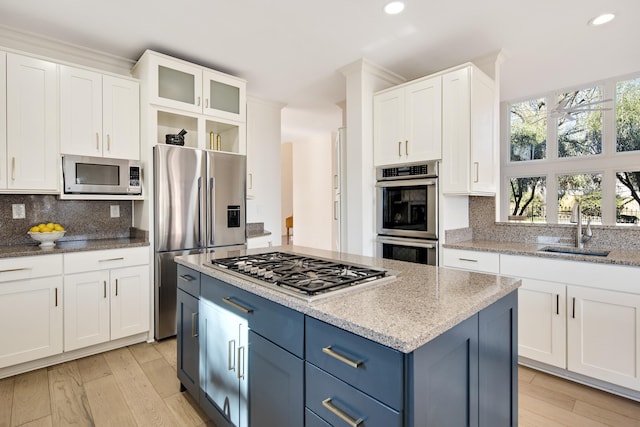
<box><xmin>246</xmin><ymin>97</ymin><xmax>283</xmax><ymax>242</ymax></box>
<box><xmin>281</xmin><ymin>142</ymin><xmax>293</xmax><ymax>234</ymax></box>
<box><xmin>291</xmin><ymin>135</ymin><xmax>333</xmax><ymax>250</ymax></box>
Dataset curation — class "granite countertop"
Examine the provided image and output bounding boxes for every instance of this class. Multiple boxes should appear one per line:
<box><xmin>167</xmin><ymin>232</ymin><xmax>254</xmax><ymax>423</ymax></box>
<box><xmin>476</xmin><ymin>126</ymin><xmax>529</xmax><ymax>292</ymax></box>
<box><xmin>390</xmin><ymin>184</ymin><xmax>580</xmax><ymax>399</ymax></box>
<box><xmin>175</xmin><ymin>245</ymin><xmax>520</xmax><ymax>353</ymax></box>
<box><xmin>443</xmin><ymin>240</ymin><xmax>640</xmax><ymax>267</ymax></box>
<box><xmin>0</xmin><ymin>237</ymin><xmax>150</xmax><ymax>259</ymax></box>
<box><xmin>246</xmin><ymin>222</ymin><xmax>272</xmax><ymax>239</ymax></box>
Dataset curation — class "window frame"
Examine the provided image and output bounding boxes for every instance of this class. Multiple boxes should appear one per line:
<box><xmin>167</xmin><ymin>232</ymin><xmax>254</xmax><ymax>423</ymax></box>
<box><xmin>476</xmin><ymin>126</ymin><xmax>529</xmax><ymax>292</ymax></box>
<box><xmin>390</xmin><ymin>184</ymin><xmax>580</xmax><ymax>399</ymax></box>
<box><xmin>500</xmin><ymin>72</ymin><xmax>640</xmax><ymax>225</ymax></box>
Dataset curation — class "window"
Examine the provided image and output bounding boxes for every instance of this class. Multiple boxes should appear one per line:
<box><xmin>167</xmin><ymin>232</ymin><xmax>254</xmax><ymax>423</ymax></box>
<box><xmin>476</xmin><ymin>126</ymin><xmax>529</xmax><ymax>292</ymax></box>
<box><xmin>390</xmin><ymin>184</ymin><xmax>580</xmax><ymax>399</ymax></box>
<box><xmin>616</xmin><ymin>78</ymin><xmax>640</xmax><ymax>153</ymax></box>
<box><xmin>508</xmin><ymin>176</ymin><xmax>546</xmax><ymax>221</ymax></box>
<box><xmin>557</xmin><ymin>88</ymin><xmax>603</xmax><ymax>157</ymax></box>
<box><xmin>510</xmin><ymin>99</ymin><xmax>546</xmax><ymax>161</ymax></box>
<box><xmin>557</xmin><ymin>173</ymin><xmax>602</xmax><ymax>224</ymax></box>
<box><xmin>616</xmin><ymin>171</ymin><xmax>640</xmax><ymax>224</ymax></box>
<box><xmin>502</xmin><ymin>73</ymin><xmax>640</xmax><ymax>225</ymax></box>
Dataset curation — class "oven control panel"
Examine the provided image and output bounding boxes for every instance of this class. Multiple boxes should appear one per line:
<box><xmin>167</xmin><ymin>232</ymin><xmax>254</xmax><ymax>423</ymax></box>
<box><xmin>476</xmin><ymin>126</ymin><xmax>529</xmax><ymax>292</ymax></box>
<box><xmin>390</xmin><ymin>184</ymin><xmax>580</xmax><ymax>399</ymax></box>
<box><xmin>377</xmin><ymin>160</ymin><xmax>438</xmax><ymax>180</ymax></box>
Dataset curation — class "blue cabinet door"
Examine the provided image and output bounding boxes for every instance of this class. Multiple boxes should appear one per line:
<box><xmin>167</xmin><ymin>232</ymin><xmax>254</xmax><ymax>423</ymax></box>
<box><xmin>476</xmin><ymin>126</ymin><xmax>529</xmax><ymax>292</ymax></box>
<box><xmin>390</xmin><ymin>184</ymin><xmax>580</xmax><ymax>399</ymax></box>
<box><xmin>408</xmin><ymin>313</ymin><xmax>479</xmax><ymax>427</ymax></box>
<box><xmin>479</xmin><ymin>291</ymin><xmax>518</xmax><ymax>427</ymax></box>
<box><xmin>177</xmin><ymin>288</ymin><xmax>199</xmax><ymax>399</ymax></box>
<box><xmin>249</xmin><ymin>331</ymin><xmax>303</xmax><ymax>427</ymax></box>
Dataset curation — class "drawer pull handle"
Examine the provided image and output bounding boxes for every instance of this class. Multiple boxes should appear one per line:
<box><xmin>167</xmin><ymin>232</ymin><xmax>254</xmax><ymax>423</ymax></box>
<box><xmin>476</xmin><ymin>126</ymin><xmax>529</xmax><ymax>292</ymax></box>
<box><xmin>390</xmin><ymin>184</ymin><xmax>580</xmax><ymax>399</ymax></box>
<box><xmin>222</xmin><ymin>297</ymin><xmax>254</xmax><ymax>314</ymax></box>
<box><xmin>179</xmin><ymin>274</ymin><xmax>196</xmax><ymax>282</ymax></box>
<box><xmin>99</xmin><ymin>257</ymin><xmax>125</xmax><ymax>262</ymax></box>
<box><xmin>104</xmin><ymin>281</ymin><xmax>107</xmax><ymax>298</ymax></box>
<box><xmin>322</xmin><ymin>398</ymin><xmax>363</xmax><ymax>427</ymax></box>
<box><xmin>322</xmin><ymin>346</ymin><xmax>362</xmax><ymax>368</ymax></box>
<box><xmin>0</xmin><ymin>267</ymin><xmax>31</xmax><ymax>273</ymax></box>
<box><xmin>458</xmin><ymin>258</ymin><xmax>478</xmax><ymax>262</ymax></box>
<box><xmin>55</xmin><ymin>287</ymin><xmax>59</xmax><ymax>307</ymax></box>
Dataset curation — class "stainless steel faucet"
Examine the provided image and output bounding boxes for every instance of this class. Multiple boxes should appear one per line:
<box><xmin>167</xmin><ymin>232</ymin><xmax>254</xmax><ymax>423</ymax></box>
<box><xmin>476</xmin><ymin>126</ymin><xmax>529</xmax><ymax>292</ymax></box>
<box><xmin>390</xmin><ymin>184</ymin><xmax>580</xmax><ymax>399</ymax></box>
<box><xmin>570</xmin><ymin>200</ymin><xmax>592</xmax><ymax>249</ymax></box>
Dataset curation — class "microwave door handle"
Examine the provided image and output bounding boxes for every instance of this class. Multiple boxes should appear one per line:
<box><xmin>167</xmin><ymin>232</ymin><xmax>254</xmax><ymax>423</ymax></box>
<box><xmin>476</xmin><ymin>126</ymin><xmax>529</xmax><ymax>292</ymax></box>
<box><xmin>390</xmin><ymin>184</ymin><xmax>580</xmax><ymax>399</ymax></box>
<box><xmin>209</xmin><ymin>177</ymin><xmax>215</xmax><ymax>247</ymax></box>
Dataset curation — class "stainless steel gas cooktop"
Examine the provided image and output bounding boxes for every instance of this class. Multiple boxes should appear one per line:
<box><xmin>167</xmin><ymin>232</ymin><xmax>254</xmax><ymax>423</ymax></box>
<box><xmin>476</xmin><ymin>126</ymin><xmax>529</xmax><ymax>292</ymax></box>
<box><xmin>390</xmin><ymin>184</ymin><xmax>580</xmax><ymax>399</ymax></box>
<box><xmin>206</xmin><ymin>251</ymin><xmax>396</xmax><ymax>301</ymax></box>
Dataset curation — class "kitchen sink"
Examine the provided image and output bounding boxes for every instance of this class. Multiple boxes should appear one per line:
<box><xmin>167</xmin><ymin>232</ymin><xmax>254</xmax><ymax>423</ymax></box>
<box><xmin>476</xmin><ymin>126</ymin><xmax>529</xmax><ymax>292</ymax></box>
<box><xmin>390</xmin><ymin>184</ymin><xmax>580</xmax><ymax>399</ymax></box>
<box><xmin>538</xmin><ymin>246</ymin><xmax>610</xmax><ymax>257</ymax></box>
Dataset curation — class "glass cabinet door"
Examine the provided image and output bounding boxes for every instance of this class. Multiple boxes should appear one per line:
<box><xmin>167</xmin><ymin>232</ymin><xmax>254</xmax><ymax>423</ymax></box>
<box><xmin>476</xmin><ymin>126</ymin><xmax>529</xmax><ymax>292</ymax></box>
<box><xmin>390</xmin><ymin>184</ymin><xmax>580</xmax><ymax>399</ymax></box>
<box><xmin>152</xmin><ymin>57</ymin><xmax>202</xmax><ymax>114</ymax></box>
<box><xmin>203</xmin><ymin>70</ymin><xmax>246</xmax><ymax>121</ymax></box>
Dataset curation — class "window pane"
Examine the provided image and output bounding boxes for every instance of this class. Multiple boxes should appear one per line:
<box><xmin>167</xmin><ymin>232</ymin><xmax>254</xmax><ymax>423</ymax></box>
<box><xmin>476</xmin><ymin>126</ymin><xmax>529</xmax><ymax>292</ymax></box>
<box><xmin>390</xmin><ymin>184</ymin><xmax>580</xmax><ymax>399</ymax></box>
<box><xmin>616</xmin><ymin>78</ymin><xmax>640</xmax><ymax>152</ymax></box>
<box><xmin>556</xmin><ymin>88</ymin><xmax>603</xmax><ymax>157</ymax></box>
<box><xmin>557</xmin><ymin>173</ymin><xmax>602</xmax><ymax>224</ymax></box>
<box><xmin>508</xmin><ymin>176</ymin><xmax>546</xmax><ymax>222</ymax></box>
<box><xmin>510</xmin><ymin>99</ymin><xmax>546</xmax><ymax>161</ymax></box>
<box><xmin>616</xmin><ymin>172</ymin><xmax>640</xmax><ymax>224</ymax></box>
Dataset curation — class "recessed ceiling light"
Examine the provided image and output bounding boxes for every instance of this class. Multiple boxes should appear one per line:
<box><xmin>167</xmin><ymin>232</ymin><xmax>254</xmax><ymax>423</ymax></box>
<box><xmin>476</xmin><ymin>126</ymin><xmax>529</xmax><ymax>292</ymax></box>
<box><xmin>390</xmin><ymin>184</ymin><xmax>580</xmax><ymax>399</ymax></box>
<box><xmin>384</xmin><ymin>1</ymin><xmax>405</xmax><ymax>15</ymax></box>
<box><xmin>588</xmin><ymin>13</ymin><xmax>615</xmax><ymax>26</ymax></box>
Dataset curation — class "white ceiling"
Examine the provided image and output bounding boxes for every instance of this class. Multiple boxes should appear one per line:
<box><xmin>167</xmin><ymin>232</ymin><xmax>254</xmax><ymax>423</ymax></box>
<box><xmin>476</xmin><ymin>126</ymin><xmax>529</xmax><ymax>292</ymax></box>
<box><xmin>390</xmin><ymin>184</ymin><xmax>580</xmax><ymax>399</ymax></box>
<box><xmin>1</xmin><ymin>0</ymin><xmax>639</xmax><ymax>140</ymax></box>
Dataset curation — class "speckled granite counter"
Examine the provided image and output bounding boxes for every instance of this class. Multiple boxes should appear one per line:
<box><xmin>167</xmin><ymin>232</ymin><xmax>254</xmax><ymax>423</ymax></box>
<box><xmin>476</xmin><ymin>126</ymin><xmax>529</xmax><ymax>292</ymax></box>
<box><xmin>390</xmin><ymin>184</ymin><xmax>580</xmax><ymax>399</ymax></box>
<box><xmin>444</xmin><ymin>240</ymin><xmax>640</xmax><ymax>267</ymax></box>
<box><xmin>175</xmin><ymin>245</ymin><xmax>520</xmax><ymax>353</ymax></box>
<box><xmin>0</xmin><ymin>237</ymin><xmax>150</xmax><ymax>259</ymax></box>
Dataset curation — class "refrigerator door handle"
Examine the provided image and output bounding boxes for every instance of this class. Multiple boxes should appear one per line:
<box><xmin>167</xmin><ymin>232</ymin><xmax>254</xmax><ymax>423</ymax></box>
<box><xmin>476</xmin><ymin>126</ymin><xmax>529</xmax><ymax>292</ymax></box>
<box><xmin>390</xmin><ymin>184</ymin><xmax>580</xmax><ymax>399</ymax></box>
<box><xmin>197</xmin><ymin>176</ymin><xmax>203</xmax><ymax>247</ymax></box>
<box><xmin>209</xmin><ymin>177</ymin><xmax>215</xmax><ymax>246</ymax></box>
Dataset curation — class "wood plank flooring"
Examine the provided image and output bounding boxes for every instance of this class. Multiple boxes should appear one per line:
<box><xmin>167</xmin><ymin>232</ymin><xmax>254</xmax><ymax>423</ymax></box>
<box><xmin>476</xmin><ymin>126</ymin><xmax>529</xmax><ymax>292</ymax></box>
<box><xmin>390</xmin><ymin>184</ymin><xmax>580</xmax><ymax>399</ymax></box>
<box><xmin>1</xmin><ymin>339</ymin><xmax>639</xmax><ymax>426</ymax></box>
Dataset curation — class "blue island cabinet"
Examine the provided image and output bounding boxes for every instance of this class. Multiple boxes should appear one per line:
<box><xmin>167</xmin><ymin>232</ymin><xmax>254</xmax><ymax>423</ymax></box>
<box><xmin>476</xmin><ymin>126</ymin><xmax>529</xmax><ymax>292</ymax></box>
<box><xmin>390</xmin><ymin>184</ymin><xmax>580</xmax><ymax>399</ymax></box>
<box><xmin>176</xmin><ymin>265</ymin><xmax>201</xmax><ymax>400</ymax></box>
<box><xmin>177</xmin><ymin>266</ymin><xmax>517</xmax><ymax>427</ymax></box>
<box><xmin>197</xmin><ymin>274</ymin><xmax>305</xmax><ymax>427</ymax></box>
<box><xmin>307</xmin><ymin>290</ymin><xmax>518</xmax><ymax>427</ymax></box>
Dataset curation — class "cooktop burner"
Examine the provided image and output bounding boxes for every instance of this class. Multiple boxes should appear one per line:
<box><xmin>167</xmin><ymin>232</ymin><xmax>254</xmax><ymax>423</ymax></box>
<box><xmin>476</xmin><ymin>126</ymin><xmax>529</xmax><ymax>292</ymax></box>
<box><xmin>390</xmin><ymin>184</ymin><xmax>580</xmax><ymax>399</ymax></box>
<box><xmin>208</xmin><ymin>251</ymin><xmax>393</xmax><ymax>300</ymax></box>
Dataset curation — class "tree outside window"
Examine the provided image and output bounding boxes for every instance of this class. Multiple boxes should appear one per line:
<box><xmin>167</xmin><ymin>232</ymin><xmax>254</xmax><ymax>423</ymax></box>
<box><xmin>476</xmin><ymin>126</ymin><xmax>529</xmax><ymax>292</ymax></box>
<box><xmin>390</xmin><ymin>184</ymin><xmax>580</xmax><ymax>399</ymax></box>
<box><xmin>510</xmin><ymin>99</ymin><xmax>546</xmax><ymax>162</ymax></box>
<box><xmin>509</xmin><ymin>176</ymin><xmax>546</xmax><ymax>221</ymax></box>
<box><xmin>557</xmin><ymin>173</ymin><xmax>602</xmax><ymax>224</ymax></box>
<box><xmin>557</xmin><ymin>88</ymin><xmax>603</xmax><ymax>158</ymax></box>
<box><xmin>616</xmin><ymin>171</ymin><xmax>640</xmax><ymax>224</ymax></box>
<box><xmin>616</xmin><ymin>78</ymin><xmax>640</xmax><ymax>153</ymax></box>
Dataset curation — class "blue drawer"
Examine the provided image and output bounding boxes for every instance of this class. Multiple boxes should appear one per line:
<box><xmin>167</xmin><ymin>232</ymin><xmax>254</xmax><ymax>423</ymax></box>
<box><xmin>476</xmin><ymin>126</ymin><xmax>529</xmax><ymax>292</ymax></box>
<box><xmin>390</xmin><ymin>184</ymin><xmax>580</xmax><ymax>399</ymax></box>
<box><xmin>305</xmin><ymin>408</ymin><xmax>331</xmax><ymax>427</ymax></box>
<box><xmin>305</xmin><ymin>317</ymin><xmax>403</xmax><ymax>410</ymax></box>
<box><xmin>306</xmin><ymin>363</ymin><xmax>402</xmax><ymax>427</ymax></box>
<box><xmin>201</xmin><ymin>275</ymin><xmax>304</xmax><ymax>357</ymax></box>
<box><xmin>177</xmin><ymin>265</ymin><xmax>200</xmax><ymax>298</ymax></box>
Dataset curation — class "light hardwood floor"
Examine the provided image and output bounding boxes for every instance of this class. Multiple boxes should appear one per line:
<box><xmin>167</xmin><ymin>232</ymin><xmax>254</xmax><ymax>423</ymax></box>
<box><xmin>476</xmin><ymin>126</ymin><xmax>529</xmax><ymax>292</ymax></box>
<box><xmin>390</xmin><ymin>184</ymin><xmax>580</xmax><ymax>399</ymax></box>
<box><xmin>1</xmin><ymin>339</ymin><xmax>639</xmax><ymax>426</ymax></box>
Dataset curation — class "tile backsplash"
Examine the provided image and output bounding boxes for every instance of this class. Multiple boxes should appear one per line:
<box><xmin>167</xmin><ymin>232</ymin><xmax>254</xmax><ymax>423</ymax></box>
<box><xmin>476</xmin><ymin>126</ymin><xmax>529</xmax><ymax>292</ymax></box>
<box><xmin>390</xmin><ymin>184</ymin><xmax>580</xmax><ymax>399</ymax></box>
<box><xmin>462</xmin><ymin>196</ymin><xmax>640</xmax><ymax>251</ymax></box>
<box><xmin>0</xmin><ymin>195</ymin><xmax>133</xmax><ymax>246</ymax></box>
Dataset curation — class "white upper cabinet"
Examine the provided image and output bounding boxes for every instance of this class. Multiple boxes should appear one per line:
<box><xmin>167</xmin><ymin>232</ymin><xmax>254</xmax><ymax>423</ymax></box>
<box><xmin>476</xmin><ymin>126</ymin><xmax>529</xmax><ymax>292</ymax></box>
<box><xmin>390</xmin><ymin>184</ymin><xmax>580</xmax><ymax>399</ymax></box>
<box><xmin>6</xmin><ymin>53</ymin><xmax>59</xmax><ymax>192</ymax></box>
<box><xmin>133</xmin><ymin>50</ymin><xmax>246</xmax><ymax>155</ymax></box>
<box><xmin>374</xmin><ymin>76</ymin><xmax>442</xmax><ymax>166</ymax></box>
<box><xmin>136</xmin><ymin>50</ymin><xmax>246</xmax><ymax>122</ymax></box>
<box><xmin>441</xmin><ymin>65</ymin><xmax>496</xmax><ymax>195</ymax></box>
<box><xmin>60</xmin><ymin>66</ymin><xmax>140</xmax><ymax>160</ymax></box>
<box><xmin>0</xmin><ymin>51</ymin><xmax>6</xmax><ymax>190</ymax></box>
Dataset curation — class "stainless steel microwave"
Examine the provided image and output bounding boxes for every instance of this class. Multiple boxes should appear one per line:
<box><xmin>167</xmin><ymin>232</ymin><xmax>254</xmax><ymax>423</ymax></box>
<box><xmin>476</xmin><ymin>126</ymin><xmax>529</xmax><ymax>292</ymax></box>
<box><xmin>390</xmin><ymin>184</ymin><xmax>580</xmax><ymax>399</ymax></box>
<box><xmin>62</xmin><ymin>154</ymin><xmax>142</xmax><ymax>195</ymax></box>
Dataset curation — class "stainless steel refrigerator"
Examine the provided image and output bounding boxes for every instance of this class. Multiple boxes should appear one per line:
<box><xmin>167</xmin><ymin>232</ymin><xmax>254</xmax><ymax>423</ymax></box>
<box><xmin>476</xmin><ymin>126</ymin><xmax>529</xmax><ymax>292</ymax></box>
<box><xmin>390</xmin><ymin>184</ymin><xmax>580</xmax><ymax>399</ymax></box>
<box><xmin>154</xmin><ymin>144</ymin><xmax>246</xmax><ymax>339</ymax></box>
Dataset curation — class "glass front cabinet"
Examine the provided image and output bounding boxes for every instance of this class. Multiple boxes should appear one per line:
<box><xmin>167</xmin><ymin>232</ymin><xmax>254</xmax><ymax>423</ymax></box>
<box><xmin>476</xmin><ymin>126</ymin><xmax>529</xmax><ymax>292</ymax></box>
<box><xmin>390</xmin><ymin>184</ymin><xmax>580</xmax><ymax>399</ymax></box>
<box><xmin>133</xmin><ymin>50</ymin><xmax>246</xmax><ymax>154</ymax></box>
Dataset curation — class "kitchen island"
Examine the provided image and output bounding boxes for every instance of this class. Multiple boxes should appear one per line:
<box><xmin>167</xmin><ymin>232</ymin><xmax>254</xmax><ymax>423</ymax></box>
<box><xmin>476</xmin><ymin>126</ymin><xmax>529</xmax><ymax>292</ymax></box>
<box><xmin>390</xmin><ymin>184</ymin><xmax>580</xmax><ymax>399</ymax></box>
<box><xmin>175</xmin><ymin>246</ymin><xmax>520</xmax><ymax>427</ymax></box>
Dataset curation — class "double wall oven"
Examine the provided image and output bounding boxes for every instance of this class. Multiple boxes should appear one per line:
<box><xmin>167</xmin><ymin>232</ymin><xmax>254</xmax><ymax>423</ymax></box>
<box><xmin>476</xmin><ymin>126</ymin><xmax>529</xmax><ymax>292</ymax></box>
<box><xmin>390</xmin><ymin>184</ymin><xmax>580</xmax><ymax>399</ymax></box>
<box><xmin>375</xmin><ymin>161</ymin><xmax>438</xmax><ymax>265</ymax></box>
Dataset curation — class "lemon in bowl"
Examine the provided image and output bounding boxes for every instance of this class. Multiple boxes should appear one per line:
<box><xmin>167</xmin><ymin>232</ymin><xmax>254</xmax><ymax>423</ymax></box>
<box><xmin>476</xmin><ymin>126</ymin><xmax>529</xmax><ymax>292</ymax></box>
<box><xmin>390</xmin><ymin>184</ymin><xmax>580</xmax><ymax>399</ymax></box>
<box><xmin>28</xmin><ymin>223</ymin><xmax>66</xmax><ymax>248</ymax></box>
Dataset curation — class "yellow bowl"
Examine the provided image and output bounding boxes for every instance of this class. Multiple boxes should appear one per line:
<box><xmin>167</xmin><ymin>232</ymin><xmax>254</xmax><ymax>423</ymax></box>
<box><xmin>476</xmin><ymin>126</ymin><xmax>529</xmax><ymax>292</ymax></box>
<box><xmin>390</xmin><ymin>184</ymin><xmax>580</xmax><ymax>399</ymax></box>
<box><xmin>28</xmin><ymin>231</ymin><xmax>66</xmax><ymax>248</ymax></box>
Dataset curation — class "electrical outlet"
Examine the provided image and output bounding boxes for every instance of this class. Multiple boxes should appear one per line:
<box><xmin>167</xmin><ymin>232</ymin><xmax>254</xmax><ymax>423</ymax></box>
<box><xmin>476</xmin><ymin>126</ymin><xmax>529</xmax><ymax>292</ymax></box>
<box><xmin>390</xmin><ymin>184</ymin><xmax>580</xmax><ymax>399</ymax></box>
<box><xmin>110</xmin><ymin>205</ymin><xmax>120</xmax><ymax>218</ymax></box>
<box><xmin>12</xmin><ymin>204</ymin><xmax>26</xmax><ymax>219</ymax></box>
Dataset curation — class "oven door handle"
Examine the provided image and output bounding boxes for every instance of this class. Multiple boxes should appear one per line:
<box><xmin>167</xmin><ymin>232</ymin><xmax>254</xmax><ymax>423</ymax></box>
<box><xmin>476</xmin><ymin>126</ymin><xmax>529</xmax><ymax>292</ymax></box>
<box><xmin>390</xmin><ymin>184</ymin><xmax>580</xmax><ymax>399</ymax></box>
<box><xmin>376</xmin><ymin>236</ymin><xmax>437</xmax><ymax>249</ymax></box>
<box><xmin>375</xmin><ymin>178</ymin><xmax>437</xmax><ymax>188</ymax></box>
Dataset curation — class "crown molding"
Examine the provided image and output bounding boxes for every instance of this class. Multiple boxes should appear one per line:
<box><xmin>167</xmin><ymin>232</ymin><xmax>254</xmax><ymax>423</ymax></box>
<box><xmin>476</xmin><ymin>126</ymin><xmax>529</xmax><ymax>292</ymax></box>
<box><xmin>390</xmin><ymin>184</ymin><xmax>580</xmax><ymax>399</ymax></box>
<box><xmin>0</xmin><ymin>25</ymin><xmax>135</xmax><ymax>76</ymax></box>
<box><xmin>339</xmin><ymin>58</ymin><xmax>406</xmax><ymax>86</ymax></box>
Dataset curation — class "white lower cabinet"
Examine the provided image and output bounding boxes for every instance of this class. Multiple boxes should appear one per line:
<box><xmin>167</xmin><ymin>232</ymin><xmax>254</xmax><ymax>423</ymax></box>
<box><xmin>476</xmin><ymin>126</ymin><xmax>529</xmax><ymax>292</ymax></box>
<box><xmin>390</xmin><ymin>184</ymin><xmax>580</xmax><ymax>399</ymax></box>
<box><xmin>64</xmin><ymin>247</ymin><xmax>150</xmax><ymax>351</ymax></box>
<box><xmin>517</xmin><ymin>279</ymin><xmax>566</xmax><ymax>368</ymax></box>
<box><xmin>0</xmin><ymin>255</ymin><xmax>63</xmax><ymax>368</ymax></box>
<box><xmin>567</xmin><ymin>285</ymin><xmax>640</xmax><ymax>391</ymax></box>
<box><xmin>500</xmin><ymin>253</ymin><xmax>640</xmax><ymax>393</ymax></box>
